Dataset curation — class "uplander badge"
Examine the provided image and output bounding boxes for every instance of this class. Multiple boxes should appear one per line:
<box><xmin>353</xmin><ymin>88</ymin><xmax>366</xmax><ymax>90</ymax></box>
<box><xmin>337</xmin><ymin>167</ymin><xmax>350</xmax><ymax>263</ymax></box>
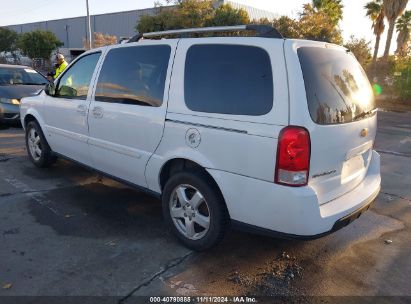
<box><xmin>185</xmin><ymin>128</ymin><xmax>201</xmax><ymax>148</ymax></box>
<box><xmin>312</xmin><ymin>170</ymin><xmax>337</xmax><ymax>178</ymax></box>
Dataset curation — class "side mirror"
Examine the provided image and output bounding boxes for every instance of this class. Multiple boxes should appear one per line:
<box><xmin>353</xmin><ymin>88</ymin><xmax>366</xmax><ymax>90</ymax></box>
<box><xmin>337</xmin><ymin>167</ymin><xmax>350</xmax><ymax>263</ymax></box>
<box><xmin>44</xmin><ymin>82</ymin><xmax>56</xmax><ymax>96</ymax></box>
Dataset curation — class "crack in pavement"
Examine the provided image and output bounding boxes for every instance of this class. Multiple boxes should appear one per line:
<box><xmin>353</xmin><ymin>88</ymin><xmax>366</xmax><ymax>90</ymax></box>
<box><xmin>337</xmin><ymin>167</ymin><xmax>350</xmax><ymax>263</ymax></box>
<box><xmin>0</xmin><ymin>172</ymin><xmax>69</xmax><ymax>215</ymax></box>
<box><xmin>381</xmin><ymin>191</ymin><xmax>411</xmax><ymax>203</ymax></box>
<box><xmin>0</xmin><ymin>175</ymin><xmax>106</xmax><ymax>215</ymax></box>
<box><xmin>0</xmin><ymin>189</ymin><xmax>59</xmax><ymax>198</ymax></box>
<box><xmin>376</xmin><ymin>149</ymin><xmax>411</xmax><ymax>158</ymax></box>
<box><xmin>0</xmin><ymin>156</ymin><xmax>15</xmax><ymax>162</ymax></box>
<box><xmin>0</xmin><ymin>185</ymin><xmax>94</xmax><ymax>199</ymax></box>
<box><xmin>0</xmin><ymin>192</ymin><xmax>13</xmax><ymax>198</ymax></box>
<box><xmin>118</xmin><ymin>251</ymin><xmax>194</xmax><ymax>303</ymax></box>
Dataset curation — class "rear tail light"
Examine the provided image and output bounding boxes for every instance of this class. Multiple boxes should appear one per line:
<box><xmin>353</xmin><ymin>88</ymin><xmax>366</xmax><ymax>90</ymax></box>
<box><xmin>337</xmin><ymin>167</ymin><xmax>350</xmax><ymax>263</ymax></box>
<box><xmin>275</xmin><ymin>126</ymin><xmax>311</xmax><ymax>186</ymax></box>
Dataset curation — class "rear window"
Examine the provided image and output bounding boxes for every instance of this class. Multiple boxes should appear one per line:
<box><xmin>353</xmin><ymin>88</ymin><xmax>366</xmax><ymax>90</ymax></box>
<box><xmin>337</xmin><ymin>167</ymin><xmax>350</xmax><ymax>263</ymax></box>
<box><xmin>184</xmin><ymin>44</ymin><xmax>273</xmax><ymax>116</ymax></box>
<box><xmin>298</xmin><ymin>47</ymin><xmax>375</xmax><ymax>125</ymax></box>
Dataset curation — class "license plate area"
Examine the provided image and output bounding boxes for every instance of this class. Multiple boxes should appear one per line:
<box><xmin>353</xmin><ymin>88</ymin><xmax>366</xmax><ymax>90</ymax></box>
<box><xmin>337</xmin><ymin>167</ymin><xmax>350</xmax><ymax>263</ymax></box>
<box><xmin>341</xmin><ymin>146</ymin><xmax>372</xmax><ymax>184</ymax></box>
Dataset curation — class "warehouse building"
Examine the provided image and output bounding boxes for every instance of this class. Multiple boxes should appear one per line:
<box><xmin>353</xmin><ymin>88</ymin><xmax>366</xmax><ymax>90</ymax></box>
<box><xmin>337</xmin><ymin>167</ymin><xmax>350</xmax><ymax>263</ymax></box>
<box><xmin>7</xmin><ymin>1</ymin><xmax>278</xmax><ymax>59</ymax></box>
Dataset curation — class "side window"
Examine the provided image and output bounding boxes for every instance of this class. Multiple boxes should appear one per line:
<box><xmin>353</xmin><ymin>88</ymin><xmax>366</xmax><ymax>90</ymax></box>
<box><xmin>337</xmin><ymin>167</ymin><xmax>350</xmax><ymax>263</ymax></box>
<box><xmin>95</xmin><ymin>45</ymin><xmax>171</xmax><ymax>107</ymax></box>
<box><xmin>56</xmin><ymin>52</ymin><xmax>101</xmax><ymax>100</ymax></box>
<box><xmin>184</xmin><ymin>44</ymin><xmax>273</xmax><ymax>116</ymax></box>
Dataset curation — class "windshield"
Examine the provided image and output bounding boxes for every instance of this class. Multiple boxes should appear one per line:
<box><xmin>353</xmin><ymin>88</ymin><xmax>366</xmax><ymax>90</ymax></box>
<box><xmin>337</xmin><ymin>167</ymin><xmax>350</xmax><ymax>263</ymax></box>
<box><xmin>298</xmin><ymin>47</ymin><xmax>375</xmax><ymax>125</ymax></box>
<box><xmin>0</xmin><ymin>67</ymin><xmax>48</xmax><ymax>86</ymax></box>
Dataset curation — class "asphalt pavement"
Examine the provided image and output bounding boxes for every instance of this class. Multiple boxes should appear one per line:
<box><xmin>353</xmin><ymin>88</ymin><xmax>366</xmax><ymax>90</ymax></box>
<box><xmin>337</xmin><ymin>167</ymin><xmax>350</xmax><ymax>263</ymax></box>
<box><xmin>0</xmin><ymin>110</ymin><xmax>410</xmax><ymax>301</ymax></box>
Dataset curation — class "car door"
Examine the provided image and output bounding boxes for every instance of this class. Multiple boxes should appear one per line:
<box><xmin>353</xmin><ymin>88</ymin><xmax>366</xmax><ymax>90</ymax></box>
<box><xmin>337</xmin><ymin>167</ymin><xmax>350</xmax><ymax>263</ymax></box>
<box><xmin>88</xmin><ymin>41</ymin><xmax>176</xmax><ymax>187</ymax></box>
<box><xmin>43</xmin><ymin>52</ymin><xmax>101</xmax><ymax>166</ymax></box>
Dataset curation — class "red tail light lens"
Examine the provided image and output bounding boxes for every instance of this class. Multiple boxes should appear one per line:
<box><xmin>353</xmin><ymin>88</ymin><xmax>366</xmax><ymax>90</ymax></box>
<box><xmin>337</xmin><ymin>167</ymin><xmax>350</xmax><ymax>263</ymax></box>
<box><xmin>275</xmin><ymin>126</ymin><xmax>311</xmax><ymax>186</ymax></box>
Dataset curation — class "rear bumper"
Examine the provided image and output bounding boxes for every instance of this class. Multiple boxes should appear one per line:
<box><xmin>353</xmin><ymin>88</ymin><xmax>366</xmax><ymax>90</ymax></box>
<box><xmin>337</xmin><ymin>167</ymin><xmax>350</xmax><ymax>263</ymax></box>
<box><xmin>232</xmin><ymin>188</ymin><xmax>376</xmax><ymax>239</ymax></box>
<box><xmin>208</xmin><ymin>150</ymin><xmax>381</xmax><ymax>237</ymax></box>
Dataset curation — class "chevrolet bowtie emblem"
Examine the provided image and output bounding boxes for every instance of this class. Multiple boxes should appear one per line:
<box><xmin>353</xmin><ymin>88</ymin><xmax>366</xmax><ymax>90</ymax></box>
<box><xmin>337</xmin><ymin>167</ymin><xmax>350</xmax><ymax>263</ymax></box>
<box><xmin>360</xmin><ymin>128</ymin><xmax>369</xmax><ymax>137</ymax></box>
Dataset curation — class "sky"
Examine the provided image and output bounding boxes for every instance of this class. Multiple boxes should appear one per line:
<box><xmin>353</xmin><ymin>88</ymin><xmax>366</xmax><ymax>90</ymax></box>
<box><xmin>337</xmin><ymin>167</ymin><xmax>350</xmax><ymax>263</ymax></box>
<box><xmin>1</xmin><ymin>0</ymin><xmax>410</xmax><ymax>55</ymax></box>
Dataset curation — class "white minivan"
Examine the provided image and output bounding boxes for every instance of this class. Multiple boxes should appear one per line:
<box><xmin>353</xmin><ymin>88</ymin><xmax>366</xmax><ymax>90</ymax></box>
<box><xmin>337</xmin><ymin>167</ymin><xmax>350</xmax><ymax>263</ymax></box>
<box><xmin>20</xmin><ymin>25</ymin><xmax>381</xmax><ymax>250</ymax></box>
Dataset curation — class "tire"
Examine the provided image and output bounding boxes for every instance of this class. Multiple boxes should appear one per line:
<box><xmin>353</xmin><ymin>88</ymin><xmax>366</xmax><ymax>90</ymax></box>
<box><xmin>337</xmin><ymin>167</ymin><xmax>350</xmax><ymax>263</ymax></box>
<box><xmin>162</xmin><ymin>170</ymin><xmax>229</xmax><ymax>251</ymax></box>
<box><xmin>25</xmin><ymin>120</ymin><xmax>56</xmax><ymax>168</ymax></box>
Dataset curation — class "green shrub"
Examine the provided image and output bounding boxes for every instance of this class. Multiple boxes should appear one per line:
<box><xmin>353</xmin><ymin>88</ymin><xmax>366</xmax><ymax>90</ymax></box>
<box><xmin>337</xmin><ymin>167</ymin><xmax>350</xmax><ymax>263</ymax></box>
<box><xmin>393</xmin><ymin>55</ymin><xmax>411</xmax><ymax>101</ymax></box>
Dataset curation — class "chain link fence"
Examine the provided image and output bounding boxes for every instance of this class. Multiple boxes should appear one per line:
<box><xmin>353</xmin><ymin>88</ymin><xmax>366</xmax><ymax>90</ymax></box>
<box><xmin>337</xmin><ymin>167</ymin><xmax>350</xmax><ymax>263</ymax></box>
<box><xmin>0</xmin><ymin>56</ymin><xmax>53</xmax><ymax>76</ymax></box>
<box><xmin>30</xmin><ymin>58</ymin><xmax>54</xmax><ymax>76</ymax></box>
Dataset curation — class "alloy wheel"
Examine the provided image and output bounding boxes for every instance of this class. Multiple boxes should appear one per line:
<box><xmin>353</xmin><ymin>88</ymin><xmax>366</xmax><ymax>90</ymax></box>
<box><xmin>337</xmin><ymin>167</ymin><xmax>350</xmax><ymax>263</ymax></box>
<box><xmin>28</xmin><ymin>127</ymin><xmax>42</xmax><ymax>161</ymax></box>
<box><xmin>169</xmin><ymin>184</ymin><xmax>211</xmax><ymax>240</ymax></box>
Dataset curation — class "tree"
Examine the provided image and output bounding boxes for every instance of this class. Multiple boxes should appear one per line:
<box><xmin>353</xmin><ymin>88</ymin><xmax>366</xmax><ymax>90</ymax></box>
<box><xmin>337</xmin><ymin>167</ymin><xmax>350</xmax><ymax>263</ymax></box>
<box><xmin>136</xmin><ymin>0</ymin><xmax>343</xmax><ymax>43</ymax></box>
<box><xmin>396</xmin><ymin>10</ymin><xmax>411</xmax><ymax>56</ymax></box>
<box><xmin>136</xmin><ymin>1</ymin><xmax>215</xmax><ymax>33</ymax></box>
<box><xmin>312</xmin><ymin>0</ymin><xmax>344</xmax><ymax>26</ymax></box>
<box><xmin>0</xmin><ymin>27</ymin><xmax>18</xmax><ymax>53</ymax></box>
<box><xmin>17</xmin><ymin>30</ymin><xmax>62</xmax><ymax>59</ymax></box>
<box><xmin>382</xmin><ymin>0</ymin><xmax>409</xmax><ymax>59</ymax></box>
<box><xmin>271</xmin><ymin>16</ymin><xmax>301</xmax><ymax>39</ymax></box>
<box><xmin>83</xmin><ymin>32</ymin><xmax>117</xmax><ymax>49</ymax></box>
<box><xmin>365</xmin><ymin>0</ymin><xmax>385</xmax><ymax>64</ymax></box>
<box><xmin>253</xmin><ymin>17</ymin><xmax>272</xmax><ymax>25</ymax></box>
<box><xmin>137</xmin><ymin>8</ymin><xmax>179</xmax><ymax>34</ymax></box>
<box><xmin>136</xmin><ymin>1</ymin><xmax>249</xmax><ymax>34</ymax></box>
<box><xmin>177</xmin><ymin>0</ymin><xmax>215</xmax><ymax>28</ymax></box>
<box><xmin>344</xmin><ymin>35</ymin><xmax>372</xmax><ymax>67</ymax></box>
<box><xmin>393</xmin><ymin>54</ymin><xmax>411</xmax><ymax>100</ymax></box>
<box><xmin>299</xmin><ymin>3</ymin><xmax>343</xmax><ymax>44</ymax></box>
<box><xmin>256</xmin><ymin>3</ymin><xmax>342</xmax><ymax>42</ymax></box>
<box><xmin>208</xmin><ymin>4</ymin><xmax>249</xmax><ymax>26</ymax></box>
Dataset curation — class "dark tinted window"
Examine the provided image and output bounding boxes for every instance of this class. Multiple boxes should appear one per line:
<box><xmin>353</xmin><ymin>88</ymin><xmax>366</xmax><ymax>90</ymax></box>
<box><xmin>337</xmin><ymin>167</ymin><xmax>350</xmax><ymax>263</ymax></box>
<box><xmin>298</xmin><ymin>47</ymin><xmax>375</xmax><ymax>125</ymax></box>
<box><xmin>95</xmin><ymin>45</ymin><xmax>171</xmax><ymax>107</ymax></box>
<box><xmin>184</xmin><ymin>44</ymin><xmax>273</xmax><ymax>115</ymax></box>
<box><xmin>56</xmin><ymin>52</ymin><xmax>100</xmax><ymax>99</ymax></box>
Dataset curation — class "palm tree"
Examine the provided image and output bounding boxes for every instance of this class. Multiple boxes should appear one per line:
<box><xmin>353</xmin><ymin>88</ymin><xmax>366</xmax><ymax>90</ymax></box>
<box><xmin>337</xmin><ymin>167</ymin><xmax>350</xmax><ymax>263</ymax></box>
<box><xmin>396</xmin><ymin>10</ymin><xmax>411</xmax><ymax>56</ymax></box>
<box><xmin>365</xmin><ymin>0</ymin><xmax>385</xmax><ymax>64</ymax></box>
<box><xmin>312</xmin><ymin>0</ymin><xmax>344</xmax><ymax>26</ymax></box>
<box><xmin>382</xmin><ymin>0</ymin><xmax>409</xmax><ymax>59</ymax></box>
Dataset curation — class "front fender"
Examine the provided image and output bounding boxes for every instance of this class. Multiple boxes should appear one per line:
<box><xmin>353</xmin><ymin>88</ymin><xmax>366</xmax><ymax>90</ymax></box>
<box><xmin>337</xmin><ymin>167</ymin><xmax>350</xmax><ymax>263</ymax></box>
<box><xmin>20</xmin><ymin>93</ymin><xmax>46</xmax><ymax>132</ymax></box>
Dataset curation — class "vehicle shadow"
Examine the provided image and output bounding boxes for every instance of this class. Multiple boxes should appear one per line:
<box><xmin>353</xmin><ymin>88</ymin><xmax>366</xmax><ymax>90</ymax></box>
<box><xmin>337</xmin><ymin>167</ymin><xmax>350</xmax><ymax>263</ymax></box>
<box><xmin>23</xmin><ymin>158</ymin><xmax>407</xmax><ymax>298</ymax></box>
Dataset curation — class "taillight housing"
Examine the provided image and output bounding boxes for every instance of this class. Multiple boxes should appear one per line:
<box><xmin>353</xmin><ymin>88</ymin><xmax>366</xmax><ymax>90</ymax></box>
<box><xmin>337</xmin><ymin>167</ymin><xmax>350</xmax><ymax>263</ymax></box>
<box><xmin>275</xmin><ymin>126</ymin><xmax>311</xmax><ymax>187</ymax></box>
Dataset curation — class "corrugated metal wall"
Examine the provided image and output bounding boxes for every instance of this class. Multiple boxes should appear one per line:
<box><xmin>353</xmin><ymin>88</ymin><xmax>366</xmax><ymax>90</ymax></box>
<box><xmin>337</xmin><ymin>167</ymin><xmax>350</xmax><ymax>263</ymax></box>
<box><xmin>6</xmin><ymin>2</ymin><xmax>278</xmax><ymax>50</ymax></box>
<box><xmin>226</xmin><ymin>1</ymin><xmax>278</xmax><ymax>21</ymax></box>
<box><xmin>7</xmin><ymin>8</ymin><xmax>158</xmax><ymax>49</ymax></box>
<box><xmin>93</xmin><ymin>8</ymin><xmax>156</xmax><ymax>40</ymax></box>
<box><xmin>8</xmin><ymin>16</ymin><xmax>88</xmax><ymax>49</ymax></box>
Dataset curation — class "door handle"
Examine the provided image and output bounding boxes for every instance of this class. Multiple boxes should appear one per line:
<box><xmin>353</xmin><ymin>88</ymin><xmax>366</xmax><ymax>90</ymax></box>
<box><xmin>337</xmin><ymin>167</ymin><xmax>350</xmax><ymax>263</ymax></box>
<box><xmin>92</xmin><ymin>106</ymin><xmax>104</xmax><ymax>119</ymax></box>
<box><xmin>76</xmin><ymin>104</ymin><xmax>87</xmax><ymax>116</ymax></box>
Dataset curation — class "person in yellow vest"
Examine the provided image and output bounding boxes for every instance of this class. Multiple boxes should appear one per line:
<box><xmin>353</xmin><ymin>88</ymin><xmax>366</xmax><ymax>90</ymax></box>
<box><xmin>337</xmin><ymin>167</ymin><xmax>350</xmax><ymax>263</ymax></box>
<box><xmin>53</xmin><ymin>53</ymin><xmax>68</xmax><ymax>79</ymax></box>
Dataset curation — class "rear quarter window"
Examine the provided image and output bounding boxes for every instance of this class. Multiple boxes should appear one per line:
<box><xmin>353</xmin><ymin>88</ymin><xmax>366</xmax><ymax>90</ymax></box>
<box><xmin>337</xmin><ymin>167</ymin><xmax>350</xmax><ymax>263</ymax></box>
<box><xmin>298</xmin><ymin>47</ymin><xmax>375</xmax><ymax>125</ymax></box>
<box><xmin>184</xmin><ymin>44</ymin><xmax>273</xmax><ymax>116</ymax></box>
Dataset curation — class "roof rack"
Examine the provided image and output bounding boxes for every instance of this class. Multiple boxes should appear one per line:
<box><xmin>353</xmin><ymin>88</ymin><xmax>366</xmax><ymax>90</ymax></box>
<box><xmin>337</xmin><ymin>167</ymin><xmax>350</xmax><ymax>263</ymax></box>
<box><xmin>127</xmin><ymin>24</ymin><xmax>283</xmax><ymax>43</ymax></box>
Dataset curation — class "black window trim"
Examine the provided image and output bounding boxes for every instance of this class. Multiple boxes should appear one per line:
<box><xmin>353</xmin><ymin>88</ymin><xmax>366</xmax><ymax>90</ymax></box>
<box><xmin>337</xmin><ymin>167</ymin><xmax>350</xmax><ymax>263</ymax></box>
<box><xmin>54</xmin><ymin>51</ymin><xmax>102</xmax><ymax>100</ymax></box>
<box><xmin>183</xmin><ymin>43</ymin><xmax>274</xmax><ymax>116</ymax></box>
<box><xmin>93</xmin><ymin>44</ymin><xmax>172</xmax><ymax>107</ymax></box>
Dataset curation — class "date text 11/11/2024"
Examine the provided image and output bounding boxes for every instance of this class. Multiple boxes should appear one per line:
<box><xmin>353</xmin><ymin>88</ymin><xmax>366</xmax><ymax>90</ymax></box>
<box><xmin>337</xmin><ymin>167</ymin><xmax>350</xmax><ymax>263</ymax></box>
<box><xmin>149</xmin><ymin>296</ymin><xmax>257</xmax><ymax>303</ymax></box>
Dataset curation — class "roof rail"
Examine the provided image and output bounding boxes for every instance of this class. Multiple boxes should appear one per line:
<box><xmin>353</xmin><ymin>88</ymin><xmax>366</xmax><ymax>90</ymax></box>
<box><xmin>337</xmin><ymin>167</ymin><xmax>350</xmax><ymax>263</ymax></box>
<box><xmin>127</xmin><ymin>24</ymin><xmax>283</xmax><ymax>42</ymax></box>
<box><xmin>127</xmin><ymin>33</ymin><xmax>143</xmax><ymax>43</ymax></box>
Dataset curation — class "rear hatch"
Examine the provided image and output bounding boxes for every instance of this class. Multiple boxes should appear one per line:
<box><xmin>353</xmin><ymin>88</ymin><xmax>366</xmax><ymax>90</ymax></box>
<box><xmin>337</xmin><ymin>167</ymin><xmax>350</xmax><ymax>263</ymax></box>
<box><xmin>292</xmin><ymin>43</ymin><xmax>377</xmax><ymax>205</ymax></box>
